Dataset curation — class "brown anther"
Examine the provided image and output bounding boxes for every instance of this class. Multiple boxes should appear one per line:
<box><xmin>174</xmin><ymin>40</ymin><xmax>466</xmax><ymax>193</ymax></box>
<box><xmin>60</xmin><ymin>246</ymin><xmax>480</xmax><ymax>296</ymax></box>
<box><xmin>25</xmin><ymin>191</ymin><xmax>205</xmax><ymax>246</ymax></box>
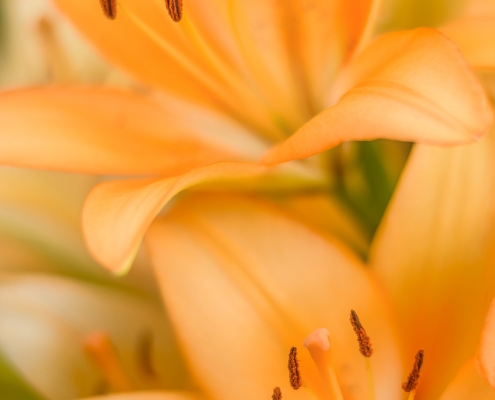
<box><xmin>350</xmin><ymin>310</ymin><xmax>373</xmax><ymax>357</ymax></box>
<box><xmin>402</xmin><ymin>350</ymin><xmax>424</xmax><ymax>392</ymax></box>
<box><xmin>288</xmin><ymin>347</ymin><xmax>302</xmax><ymax>390</ymax></box>
<box><xmin>165</xmin><ymin>0</ymin><xmax>183</xmax><ymax>22</ymax></box>
<box><xmin>99</xmin><ymin>0</ymin><xmax>117</xmax><ymax>20</ymax></box>
<box><xmin>272</xmin><ymin>387</ymin><xmax>282</xmax><ymax>400</ymax></box>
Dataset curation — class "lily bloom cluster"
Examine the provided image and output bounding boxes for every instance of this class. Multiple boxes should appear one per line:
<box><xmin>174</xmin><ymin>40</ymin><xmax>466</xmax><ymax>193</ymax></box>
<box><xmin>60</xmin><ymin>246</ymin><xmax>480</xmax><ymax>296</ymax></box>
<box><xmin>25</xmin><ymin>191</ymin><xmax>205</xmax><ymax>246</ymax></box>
<box><xmin>1</xmin><ymin>0</ymin><xmax>495</xmax><ymax>399</ymax></box>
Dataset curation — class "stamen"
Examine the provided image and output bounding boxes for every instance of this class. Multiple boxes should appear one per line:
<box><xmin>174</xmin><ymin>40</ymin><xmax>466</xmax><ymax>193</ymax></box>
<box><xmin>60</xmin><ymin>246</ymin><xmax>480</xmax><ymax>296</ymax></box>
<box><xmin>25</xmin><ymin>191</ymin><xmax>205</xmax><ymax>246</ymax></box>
<box><xmin>83</xmin><ymin>331</ymin><xmax>135</xmax><ymax>391</ymax></box>
<box><xmin>288</xmin><ymin>347</ymin><xmax>302</xmax><ymax>390</ymax></box>
<box><xmin>303</xmin><ymin>328</ymin><xmax>344</xmax><ymax>400</ymax></box>
<box><xmin>99</xmin><ymin>0</ymin><xmax>117</xmax><ymax>20</ymax></box>
<box><xmin>349</xmin><ymin>310</ymin><xmax>373</xmax><ymax>357</ymax></box>
<box><xmin>349</xmin><ymin>311</ymin><xmax>375</xmax><ymax>400</ymax></box>
<box><xmin>402</xmin><ymin>350</ymin><xmax>424</xmax><ymax>394</ymax></box>
<box><xmin>364</xmin><ymin>357</ymin><xmax>376</xmax><ymax>400</ymax></box>
<box><xmin>272</xmin><ymin>387</ymin><xmax>282</xmax><ymax>400</ymax></box>
<box><xmin>37</xmin><ymin>17</ymin><xmax>74</xmax><ymax>83</ymax></box>
<box><xmin>165</xmin><ymin>0</ymin><xmax>183</xmax><ymax>22</ymax></box>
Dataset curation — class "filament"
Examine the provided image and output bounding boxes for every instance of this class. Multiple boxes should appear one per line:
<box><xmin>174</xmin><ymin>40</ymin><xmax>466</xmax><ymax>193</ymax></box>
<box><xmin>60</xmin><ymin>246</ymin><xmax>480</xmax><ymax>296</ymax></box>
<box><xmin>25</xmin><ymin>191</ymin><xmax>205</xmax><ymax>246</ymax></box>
<box><xmin>352</xmin><ymin>0</ymin><xmax>383</xmax><ymax>58</ymax></box>
<box><xmin>83</xmin><ymin>331</ymin><xmax>135</xmax><ymax>391</ymax></box>
<box><xmin>117</xmin><ymin>1</ymin><xmax>230</xmax><ymax>101</ymax></box>
<box><xmin>365</xmin><ymin>357</ymin><xmax>376</xmax><ymax>400</ymax></box>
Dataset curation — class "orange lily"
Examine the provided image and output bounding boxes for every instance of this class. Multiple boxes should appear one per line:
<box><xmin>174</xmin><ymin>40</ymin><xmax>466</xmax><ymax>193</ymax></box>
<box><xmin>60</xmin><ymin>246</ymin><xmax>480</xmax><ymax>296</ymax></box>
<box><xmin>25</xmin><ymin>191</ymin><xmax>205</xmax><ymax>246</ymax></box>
<box><xmin>0</xmin><ymin>0</ymin><xmax>491</xmax><ymax>274</ymax></box>
<box><xmin>70</xmin><ymin>3</ymin><xmax>495</xmax><ymax>397</ymax></box>
<box><xmin>71</xmin><ymin>157</ymin><xmax>495</xmax><ymax>400</ymax></box>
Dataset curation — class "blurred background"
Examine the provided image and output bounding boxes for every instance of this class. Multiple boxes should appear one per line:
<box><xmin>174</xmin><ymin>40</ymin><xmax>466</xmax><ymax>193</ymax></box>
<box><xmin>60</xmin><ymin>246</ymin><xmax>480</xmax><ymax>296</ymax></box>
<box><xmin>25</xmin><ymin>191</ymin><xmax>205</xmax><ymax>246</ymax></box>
<box><xmin>0</xmin><ymin>1</ymin><xmax>193</xmax><ymax>399</ymax></box>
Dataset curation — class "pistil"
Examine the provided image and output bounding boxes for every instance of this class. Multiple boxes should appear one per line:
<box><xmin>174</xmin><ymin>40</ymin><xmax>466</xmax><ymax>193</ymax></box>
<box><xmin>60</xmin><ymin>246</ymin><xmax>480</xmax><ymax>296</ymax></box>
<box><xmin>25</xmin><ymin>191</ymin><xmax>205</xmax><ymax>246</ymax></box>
<box><xmin>83</xmin><ymin>331</ymin><xmax>135</xmax><ymax>392</ymax></box>
<box><xmin>303</xmin><ymin>328</ymin><xmax>344</xmax><ymax>400</ymax></box>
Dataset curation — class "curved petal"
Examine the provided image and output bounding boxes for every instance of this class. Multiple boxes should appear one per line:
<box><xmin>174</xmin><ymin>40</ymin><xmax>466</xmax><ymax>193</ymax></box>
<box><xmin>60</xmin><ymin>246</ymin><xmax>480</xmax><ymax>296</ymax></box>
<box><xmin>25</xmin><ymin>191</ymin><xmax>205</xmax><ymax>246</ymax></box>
<box><xmin>442</xmin><ymin>17</ymin><xmax>495</xmax><ymax>70</ymax></box>
<box><xmin>477</xmin><ymin>296</ymin><xmax>495</xmax><ymax>389</ymax></box>
<box><xmin>439</xmin><ymin>359</ymin><xmax>495</xmax><ymax>400</ymax></box>
<box><xmin>145</xmin><ymin>194</ymin><xmax>404</xmax><ymax>400</ymax></box>
<box><xmin>0</xmin><ymin>273</ymin><xmax>189</xmax><ymax>400</ymax></box>
<box><xmin>262</xmin><ymin>28</ymin><xmax>492</xmax><ymax>164</ymax></box>
<box><xmin>370</xmin><ymin>131</ymin><xmax>495</xmax><ymax>399</ymax></box>
<box><xmin>52</xmin><ymin>0</ymin><xmax>377</xmax><ymax>136</ymax></box>
<box><xmin>80</xmin><ymin>391</ymin><xmax>203</xmax><ymax>400</ymax></box>
<box><xmin>82</xmin><ymin>163</ymin><xmax>266</xmax><ymax>274</ymax></box>
<box><xmin>51</xmin><ymin>0</ymin><xmax>290</xmax><ymax>136</ymax></box>
<box><xmin>0</xmin><ymin>87</ymin><xmax>248</xmax><ymax>174</ymax></box>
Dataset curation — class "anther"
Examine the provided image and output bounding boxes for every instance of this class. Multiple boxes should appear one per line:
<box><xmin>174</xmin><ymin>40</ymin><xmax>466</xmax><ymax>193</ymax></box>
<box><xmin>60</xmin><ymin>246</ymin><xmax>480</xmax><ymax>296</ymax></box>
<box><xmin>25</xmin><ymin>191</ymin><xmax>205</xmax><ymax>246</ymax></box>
<box><xmin>350</xmin><ymin>310</ymin><xmax>373</xmax><ymax>357</ymax></box>
<box><xmin>402</xmin><ymin>350</ymin><xmax>424</xmax><ymax>392</ymax></box>
<box><xmin>288</xmin><ymin>347</ymin><xmax>302</xmax><ymax>390</ymax></box>
<box><xmin>165</xmin><ymin>0</ymin><xmax>183</xmax><ymax>22</ymax></box>
<box><xmin>272</xmin><ymin>387</ymin><xmax>282</xmax><ymax>400</ymax></box>
<box><xmin>99</xmin><ymin>0</ymin><xmax>117</xmax><ymax>20</ymax></box>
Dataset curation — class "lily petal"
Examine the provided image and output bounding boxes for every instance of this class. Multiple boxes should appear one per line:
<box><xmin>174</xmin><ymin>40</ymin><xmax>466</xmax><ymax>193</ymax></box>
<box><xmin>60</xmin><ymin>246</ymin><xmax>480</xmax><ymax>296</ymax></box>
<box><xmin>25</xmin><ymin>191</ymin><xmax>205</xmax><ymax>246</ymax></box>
<box><xmin>51</xmin><ymin>0</ymin><xmax>288</xmax><ymax>136</ymax></box>
<box><xmin>80</xmin><ymin>391</ymin><xmax>203</xmax><ymax>400</ymax></box>
<box><xmin>274</xmin><ymin>193</ymin><xmax>369</xmax><ymax>257</ymax></box>
<box><xmin>370</xmin><ymin>132</ymin><xmax>495</xmax><ymax>399</ymax></box>
<box><xmin>0</xmin><ymin>87</ymin><xmax>248</xmax><ymax>174</ymax></box>
<box><xmin>442</xmin><ymin>17</ymin><xmax>495</xmax><ymax>70</ymax></box>
<box><xmin>82</xmin><ymin>163</ymin><xmax>266</xmax><ymax>274</ymax></box>
<box><xmin>146</xmin><ymin>194</ymin><xmax>403</xmax><ymax>400</ymax></box>
<box><xmin>263</xmin><ymin>28</ymin><xmax>492</xmax><ymax>164</ymax></box>
<box><xmin>477</xmin><ymin>296</ymin><xmax>495</xmax><ymax>389</ymax></box>
<box><xmin>439</xmin><ymin>359</ymin><xmax>495</xmax><ymax>400</ymax></box>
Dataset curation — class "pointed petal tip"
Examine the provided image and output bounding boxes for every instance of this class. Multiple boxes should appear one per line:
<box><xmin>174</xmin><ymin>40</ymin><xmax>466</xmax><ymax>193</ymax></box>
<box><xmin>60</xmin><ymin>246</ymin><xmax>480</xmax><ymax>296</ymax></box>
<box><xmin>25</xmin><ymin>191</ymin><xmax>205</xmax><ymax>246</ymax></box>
<box><xmin>261</xmin><ymin>28</ymin><xmax>494</xmax><ymax>164</ymax></box>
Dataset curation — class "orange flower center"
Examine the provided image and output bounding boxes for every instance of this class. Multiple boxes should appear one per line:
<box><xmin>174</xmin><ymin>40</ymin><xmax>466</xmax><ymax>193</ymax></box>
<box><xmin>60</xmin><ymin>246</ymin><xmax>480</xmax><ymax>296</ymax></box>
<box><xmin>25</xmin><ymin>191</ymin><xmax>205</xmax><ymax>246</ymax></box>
<box><xmin>274</xmin><ymin>311</ymin><xmax>424</xmax><ymax>400</ymax></box>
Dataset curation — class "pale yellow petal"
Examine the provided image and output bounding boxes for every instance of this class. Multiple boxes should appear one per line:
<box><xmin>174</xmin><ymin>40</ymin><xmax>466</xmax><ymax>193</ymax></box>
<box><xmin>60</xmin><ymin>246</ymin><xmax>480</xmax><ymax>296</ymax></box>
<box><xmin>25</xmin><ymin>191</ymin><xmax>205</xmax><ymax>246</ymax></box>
<box><xmin>146</xmin><ymin>194</ymin><xmax>403</xmax><ymax>400</ymax></box>
<box><xmin>370</xmin><ymin>131</ymin><xmax>495</xmax><ymax>399</ymax></box>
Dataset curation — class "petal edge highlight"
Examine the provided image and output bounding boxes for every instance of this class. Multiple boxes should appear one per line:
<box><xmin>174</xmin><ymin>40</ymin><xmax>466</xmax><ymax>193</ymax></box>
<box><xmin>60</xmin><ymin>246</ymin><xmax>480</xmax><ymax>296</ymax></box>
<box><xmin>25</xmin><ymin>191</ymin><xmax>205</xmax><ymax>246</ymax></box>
<box><xmin>263</xmin><ymin>28</ymin><xmax>493</xmax><ymax>165</ymax></box>
<box><xmin>82</xmin><ymin>163</ymin><xmax>266</xmax><ymax>273</ymax></box>
<box><xmin>0</xmin><ymin>87</ymin><xmax>239</xmax><ymax>175</ymax></box>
